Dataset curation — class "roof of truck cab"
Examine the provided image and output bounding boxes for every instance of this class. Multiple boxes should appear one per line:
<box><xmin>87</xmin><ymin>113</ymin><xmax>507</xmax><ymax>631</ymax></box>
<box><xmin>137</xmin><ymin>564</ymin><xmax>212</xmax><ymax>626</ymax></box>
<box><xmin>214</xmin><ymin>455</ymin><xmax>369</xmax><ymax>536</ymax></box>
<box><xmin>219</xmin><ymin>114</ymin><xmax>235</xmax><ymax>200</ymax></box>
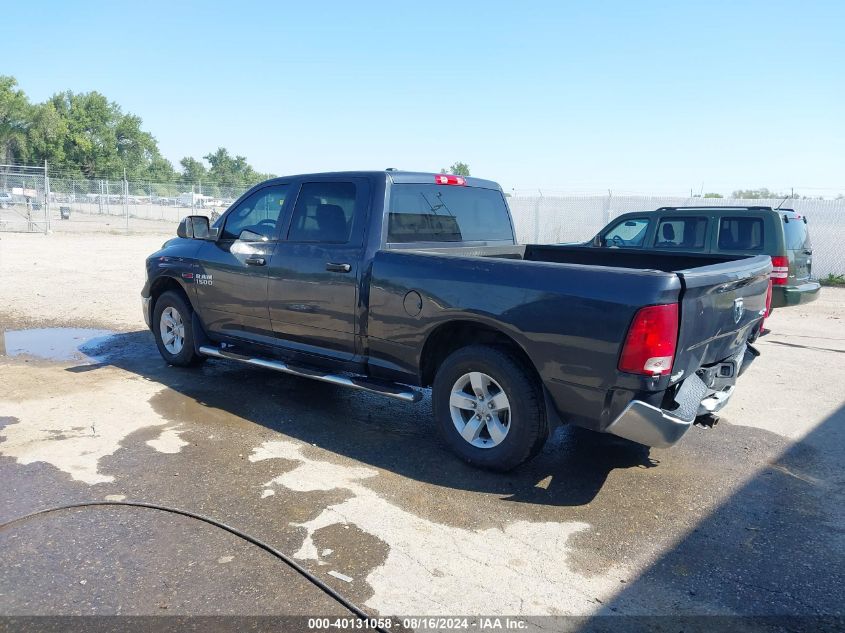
<box><xmin>259</xmin><ymin>170</ymin><xmax>502</xmax><ymax>190</ymax></box>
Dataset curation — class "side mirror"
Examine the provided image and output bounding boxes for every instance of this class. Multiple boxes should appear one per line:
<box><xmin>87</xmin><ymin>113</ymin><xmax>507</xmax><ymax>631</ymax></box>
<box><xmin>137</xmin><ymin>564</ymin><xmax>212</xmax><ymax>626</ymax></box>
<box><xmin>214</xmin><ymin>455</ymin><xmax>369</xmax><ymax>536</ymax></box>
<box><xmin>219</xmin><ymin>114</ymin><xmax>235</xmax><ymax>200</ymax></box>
<box><xmin>177</xmin><ymin>215</ymin><xmax>212</xmax><ymax>239</ymax></box>
<box><xmin>592</xmin><ymin>235</ymin><xmax>602</xmax><ymax>247</ymax></box>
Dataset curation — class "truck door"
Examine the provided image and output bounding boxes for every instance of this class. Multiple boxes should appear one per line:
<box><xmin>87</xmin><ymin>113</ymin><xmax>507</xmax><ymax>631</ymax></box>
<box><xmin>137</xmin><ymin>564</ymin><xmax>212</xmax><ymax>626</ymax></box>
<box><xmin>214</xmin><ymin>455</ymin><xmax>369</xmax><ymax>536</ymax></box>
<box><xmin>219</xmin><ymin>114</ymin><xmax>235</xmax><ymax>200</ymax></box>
<box><xmin>267</xmin><ymin>178</ymin><xmax>370</xmax><ymax>361</ymax></box>
<box><xmin>194</xmin><ymin>183</ymin><xmax>290</xmax><ymax>342</ymax></box>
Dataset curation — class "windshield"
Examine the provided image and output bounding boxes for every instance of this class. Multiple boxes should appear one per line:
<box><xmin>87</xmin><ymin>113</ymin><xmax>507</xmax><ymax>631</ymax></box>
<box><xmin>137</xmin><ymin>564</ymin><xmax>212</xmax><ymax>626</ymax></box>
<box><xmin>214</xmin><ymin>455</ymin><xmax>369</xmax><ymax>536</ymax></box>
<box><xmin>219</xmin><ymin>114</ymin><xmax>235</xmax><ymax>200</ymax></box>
<box><xmin>387</xmin><ymin>184</ymin><xmax>514</xmax><ymax>243</ymax></box>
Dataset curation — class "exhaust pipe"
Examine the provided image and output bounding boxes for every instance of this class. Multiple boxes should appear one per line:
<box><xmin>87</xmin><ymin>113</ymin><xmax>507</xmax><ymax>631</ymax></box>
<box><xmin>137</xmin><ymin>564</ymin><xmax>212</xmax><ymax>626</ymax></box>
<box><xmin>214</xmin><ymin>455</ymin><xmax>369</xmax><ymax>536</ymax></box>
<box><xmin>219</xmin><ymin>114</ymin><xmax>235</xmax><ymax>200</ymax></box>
<box><xmin>694</xmin><ymin>413</ymin><xmax>720</xmax><ymax>429</ymax></box>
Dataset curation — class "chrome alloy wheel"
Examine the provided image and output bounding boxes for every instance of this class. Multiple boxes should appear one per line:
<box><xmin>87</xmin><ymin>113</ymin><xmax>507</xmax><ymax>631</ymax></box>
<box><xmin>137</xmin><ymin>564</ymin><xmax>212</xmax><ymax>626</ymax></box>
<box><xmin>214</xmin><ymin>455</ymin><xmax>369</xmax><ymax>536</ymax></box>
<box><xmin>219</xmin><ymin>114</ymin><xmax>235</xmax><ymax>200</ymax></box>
<box><xmin>449</xmin><ymin>371</ymin><xmax>511</xmax><ymax>448</ymax></box>
<box><xmin>159</xmin><ymin>306</ymin><xmax>185</xmax><ymax>354</ymax></box>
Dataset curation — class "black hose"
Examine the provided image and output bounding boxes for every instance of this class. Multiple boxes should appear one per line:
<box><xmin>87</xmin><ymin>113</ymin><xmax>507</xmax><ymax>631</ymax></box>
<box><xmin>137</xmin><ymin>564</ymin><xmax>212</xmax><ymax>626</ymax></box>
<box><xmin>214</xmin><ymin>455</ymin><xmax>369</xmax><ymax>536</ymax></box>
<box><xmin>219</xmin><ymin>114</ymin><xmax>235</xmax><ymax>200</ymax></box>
<box><xmin>0</xmin><ymin>500</ymin><xmax>388</xmax><ymax>632</ymax></box>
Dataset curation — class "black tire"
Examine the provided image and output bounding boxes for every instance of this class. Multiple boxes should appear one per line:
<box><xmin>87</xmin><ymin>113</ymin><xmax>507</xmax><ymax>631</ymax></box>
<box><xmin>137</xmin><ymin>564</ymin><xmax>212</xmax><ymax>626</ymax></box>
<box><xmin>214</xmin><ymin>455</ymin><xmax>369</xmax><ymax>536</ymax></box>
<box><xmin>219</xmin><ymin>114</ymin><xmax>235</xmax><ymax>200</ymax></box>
<box><xmin>152</xmin><ymin>290</ymin><xmax>204</xmax><ymax>367</ymax></box>
<box><xmin>432</xmin><ymin>345</ymin><xmax>548</xmax><ymax>471</ymax></box>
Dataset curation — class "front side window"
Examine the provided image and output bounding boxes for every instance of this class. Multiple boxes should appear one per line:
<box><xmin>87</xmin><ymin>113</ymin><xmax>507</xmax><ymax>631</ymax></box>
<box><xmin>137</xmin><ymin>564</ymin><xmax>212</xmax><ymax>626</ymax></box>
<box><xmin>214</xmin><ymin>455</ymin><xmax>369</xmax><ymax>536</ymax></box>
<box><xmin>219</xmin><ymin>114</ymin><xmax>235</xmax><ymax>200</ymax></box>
<box><xmin>387</xmin><ymin>184</ymin><xmax>513</xmax><ymax>243</ymax></box>
<box><xmin>288</xmin><ymin>182</ymin><xmax>357</xmax><ymax>243</ymax></box>
<box><xmin>602</xmin><ymin>218</ymin><xmax>649</xmax><ymax>247</ymax></box>
<box><xmin>654</xmin><ymin>217</ymin><xmax>707</xmax><ymax>249</ymax></box>
<box><xmin>718</xmin><ymin>217</ymin><xmax>764</xmax><ymax>251</ymax></box>
<box><xmin>221</xmin><ymin>184</ymin><xmax>289</xmax><ymax>240</ymax></box>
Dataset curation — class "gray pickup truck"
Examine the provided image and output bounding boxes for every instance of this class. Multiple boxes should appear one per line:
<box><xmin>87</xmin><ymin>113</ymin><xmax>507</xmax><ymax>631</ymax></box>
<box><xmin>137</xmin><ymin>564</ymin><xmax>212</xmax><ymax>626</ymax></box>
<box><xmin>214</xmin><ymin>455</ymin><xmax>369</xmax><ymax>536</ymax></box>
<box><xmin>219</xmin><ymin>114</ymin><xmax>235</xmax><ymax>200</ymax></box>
<box><xmin>142</xmin><ymin>171</ymin><xmax>771</xmax><ymax>470</ymax></box>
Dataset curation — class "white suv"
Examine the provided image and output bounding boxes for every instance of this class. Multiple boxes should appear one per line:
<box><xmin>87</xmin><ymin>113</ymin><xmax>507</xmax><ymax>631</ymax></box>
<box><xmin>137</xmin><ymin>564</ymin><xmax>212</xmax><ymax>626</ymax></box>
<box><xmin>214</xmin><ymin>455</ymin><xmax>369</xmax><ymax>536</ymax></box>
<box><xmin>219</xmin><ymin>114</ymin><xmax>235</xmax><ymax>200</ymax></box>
<box><xmin>0</xmin><ymin>191</ymin><xmax>14</xmax><ymax>208</ymax></box>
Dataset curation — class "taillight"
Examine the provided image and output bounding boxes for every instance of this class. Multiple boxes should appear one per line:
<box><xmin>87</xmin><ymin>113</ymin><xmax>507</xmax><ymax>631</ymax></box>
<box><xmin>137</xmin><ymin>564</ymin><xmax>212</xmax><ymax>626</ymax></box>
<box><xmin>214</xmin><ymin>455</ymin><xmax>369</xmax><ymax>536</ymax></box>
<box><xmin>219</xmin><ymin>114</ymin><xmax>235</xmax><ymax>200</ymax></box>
<box><xmin>770</xmin><ymin>255</ymin><xmax>789</xmax><ymax>286</ymax></box>
<box><xmin>435</xmin><ymin>175</ymin><xmax>466</xmax><ymax>186</ymax></box>
<box><xmin>618</xmin><ymin>304</ymin><xmax>679</xmax><ymax>376</ymax></box>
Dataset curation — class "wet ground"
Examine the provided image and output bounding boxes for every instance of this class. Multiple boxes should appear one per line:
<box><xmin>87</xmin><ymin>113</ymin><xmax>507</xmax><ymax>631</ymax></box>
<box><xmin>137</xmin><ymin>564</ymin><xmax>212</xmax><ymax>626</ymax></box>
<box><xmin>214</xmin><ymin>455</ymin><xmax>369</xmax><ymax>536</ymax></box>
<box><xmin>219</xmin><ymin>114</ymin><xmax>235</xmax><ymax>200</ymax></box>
<box><xmin>1</xmin><ymin>281</ymin><xmax>844</xmax><ymax>627</ymax></box>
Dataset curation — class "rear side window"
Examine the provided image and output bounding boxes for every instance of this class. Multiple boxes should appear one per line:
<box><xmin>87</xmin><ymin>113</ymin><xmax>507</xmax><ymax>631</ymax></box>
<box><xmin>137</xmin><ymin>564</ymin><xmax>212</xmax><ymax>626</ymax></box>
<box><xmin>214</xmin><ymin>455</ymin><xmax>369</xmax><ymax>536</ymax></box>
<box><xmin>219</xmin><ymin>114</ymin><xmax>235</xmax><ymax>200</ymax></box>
<box><xmin>718</xmin><ymin>217</ymin><xmax>764</xmax><ymax>251</ymax></box>
<box><xmin>288</xmin><ymin>182</ymin><xmax>357</xmax><ymax>243</ymax></box>
<box><xmin>654</xmin><ymin>217</ymin><xmax>707</xmax><ymax>249</ymax></box>
<box><xmin>783</xmin><ymin>217</ymin><xmax>811</xmax><ymax>251</ymax></box>
<box><xmin>388</xmin><ymin>184</ymin><xmax>513</xmax><ymax>243</ymax></box>
<box><xmin>602</xmin><ymin>218</ymin><xmax>649</xmax><ymax>247</ymax></box>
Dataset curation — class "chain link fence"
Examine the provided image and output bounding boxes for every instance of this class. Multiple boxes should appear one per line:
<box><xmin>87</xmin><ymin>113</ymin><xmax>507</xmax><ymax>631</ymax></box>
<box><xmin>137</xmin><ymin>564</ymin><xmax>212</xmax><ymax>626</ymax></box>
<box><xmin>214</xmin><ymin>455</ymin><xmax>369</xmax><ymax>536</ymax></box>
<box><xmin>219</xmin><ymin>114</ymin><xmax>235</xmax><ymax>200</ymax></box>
<box><xmin>0</xmin><ymin>165</ymin><xmax>50</xmax><ymax>233</ymax></box>
<box><xmin>46</xmin><ymin>175</ymin><xmax>252</xmax><ymax>234</ymax></box>
<box><xmin>508</xmin><ymin>194</ymin><xmax>845</xmax><ymax>278</ymax></box>
<box><xmin>1</xmin><ymin>164</ymin><xmax>255</xmax><ymax>235</ymax></box>
<box><xmin>3</xmin><ymin>165</ymin><xmax>842</xmax><ymax>277</ymax></box>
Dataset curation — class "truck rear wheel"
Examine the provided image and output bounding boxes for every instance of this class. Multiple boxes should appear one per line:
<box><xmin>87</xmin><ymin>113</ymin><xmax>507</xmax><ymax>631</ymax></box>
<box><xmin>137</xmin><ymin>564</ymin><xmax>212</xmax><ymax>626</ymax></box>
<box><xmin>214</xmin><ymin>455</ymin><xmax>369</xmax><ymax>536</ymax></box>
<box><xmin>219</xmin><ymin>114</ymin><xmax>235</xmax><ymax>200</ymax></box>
<box><xmin>432</xmin><ymin>345</ymin><xmax>548</xmax><ymax>471</ymax></box>
<box><xmin>152</xmin><ymin>290</ymin><xmax>203</xmax><ymax>367</ymax></box>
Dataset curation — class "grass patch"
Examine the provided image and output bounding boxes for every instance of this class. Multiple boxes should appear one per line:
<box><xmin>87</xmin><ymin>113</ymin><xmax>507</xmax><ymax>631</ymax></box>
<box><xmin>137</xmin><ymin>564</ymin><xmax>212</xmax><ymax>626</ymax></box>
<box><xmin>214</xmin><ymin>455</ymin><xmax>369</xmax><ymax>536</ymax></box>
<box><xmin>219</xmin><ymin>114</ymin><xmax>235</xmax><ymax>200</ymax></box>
<box><xmin>819</xmin><ymin>273</ymin><xmax>845</xmax><ymax>287</ymax></box>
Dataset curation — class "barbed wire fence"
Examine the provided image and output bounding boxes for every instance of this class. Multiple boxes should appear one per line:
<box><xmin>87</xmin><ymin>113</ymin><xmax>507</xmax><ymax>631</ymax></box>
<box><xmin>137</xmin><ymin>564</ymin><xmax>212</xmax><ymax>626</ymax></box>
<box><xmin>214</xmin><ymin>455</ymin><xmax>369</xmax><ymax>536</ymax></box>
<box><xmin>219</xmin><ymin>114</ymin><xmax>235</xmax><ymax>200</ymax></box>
<box><xmin>0</xmin><ymin>163</ymin><xmax>256</xmax><ymax>235</ymax></box>
<box><xmin>46</xmin><ymin>169</ymin><xmax>255</xmax><ymax>232</ymax></box>
<box><xmin>2</xmin><ymin>164</ymin><xmax>843</xmax><ymax>277</ymax></box>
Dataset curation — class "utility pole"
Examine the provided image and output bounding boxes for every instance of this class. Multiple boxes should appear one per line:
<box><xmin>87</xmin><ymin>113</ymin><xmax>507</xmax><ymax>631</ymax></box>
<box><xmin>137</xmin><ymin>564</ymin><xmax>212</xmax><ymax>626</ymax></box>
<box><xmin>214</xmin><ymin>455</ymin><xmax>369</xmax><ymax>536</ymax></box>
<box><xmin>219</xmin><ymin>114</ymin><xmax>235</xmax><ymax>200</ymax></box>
<box><xmin>44</xmin><ymin>160</ymin><xmax>51</xmax><ymax>233</ymax></box>
<box><xmin>123</xmin><ymin>168</ymin><xmax>129</xmax><ymax>231</ymax></box>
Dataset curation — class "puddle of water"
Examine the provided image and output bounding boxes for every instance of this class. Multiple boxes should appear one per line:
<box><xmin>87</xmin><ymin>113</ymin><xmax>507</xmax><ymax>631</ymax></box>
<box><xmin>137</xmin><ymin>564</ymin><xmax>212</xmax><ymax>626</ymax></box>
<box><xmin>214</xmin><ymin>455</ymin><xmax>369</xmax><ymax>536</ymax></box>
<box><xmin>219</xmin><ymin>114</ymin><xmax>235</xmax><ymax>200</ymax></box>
<box><xmin>0</xmin><ymin>328</ymin><xmax>114</xmax><ymax>362</ymax></box>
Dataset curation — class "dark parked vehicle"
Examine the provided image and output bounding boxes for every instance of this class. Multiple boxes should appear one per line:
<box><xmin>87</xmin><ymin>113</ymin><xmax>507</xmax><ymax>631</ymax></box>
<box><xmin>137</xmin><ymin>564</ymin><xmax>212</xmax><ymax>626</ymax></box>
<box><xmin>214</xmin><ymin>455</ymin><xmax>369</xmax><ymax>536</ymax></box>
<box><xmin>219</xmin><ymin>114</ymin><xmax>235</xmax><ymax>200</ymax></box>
<box><xmin>590</xmin><ymin>206</ymin><xmax>819</xmax><ymax>309</ymax></box>
<box><xmin>142</xmin><ymin>172</ymin><xmax>771</xmax><ymax>470</ymax></box>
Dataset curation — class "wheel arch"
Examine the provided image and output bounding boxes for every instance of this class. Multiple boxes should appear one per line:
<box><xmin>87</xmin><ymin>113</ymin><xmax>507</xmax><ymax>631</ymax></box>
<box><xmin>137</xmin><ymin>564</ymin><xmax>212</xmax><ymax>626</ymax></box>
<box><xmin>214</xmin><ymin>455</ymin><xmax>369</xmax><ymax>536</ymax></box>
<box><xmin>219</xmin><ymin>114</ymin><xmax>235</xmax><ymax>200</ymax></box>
<box><xmin>419</xmin><ymin>319</ymin><xmax>539</xmax><ymax>388</ymax></box>
<box><xmin>148</xmin><ymin>276</ymin><xmax>194</xmax><ymax>322</ymax></box>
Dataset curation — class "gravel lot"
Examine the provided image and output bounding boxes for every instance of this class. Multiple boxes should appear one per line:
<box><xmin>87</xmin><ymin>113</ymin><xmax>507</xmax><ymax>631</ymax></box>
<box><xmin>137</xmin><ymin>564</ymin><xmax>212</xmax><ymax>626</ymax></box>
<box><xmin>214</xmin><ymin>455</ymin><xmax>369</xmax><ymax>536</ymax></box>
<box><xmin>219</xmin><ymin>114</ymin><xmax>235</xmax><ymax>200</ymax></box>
<box><xmin>1</xmin><ymin>228</ymin><xmax>843</xmax><ymax>627</ymax></box>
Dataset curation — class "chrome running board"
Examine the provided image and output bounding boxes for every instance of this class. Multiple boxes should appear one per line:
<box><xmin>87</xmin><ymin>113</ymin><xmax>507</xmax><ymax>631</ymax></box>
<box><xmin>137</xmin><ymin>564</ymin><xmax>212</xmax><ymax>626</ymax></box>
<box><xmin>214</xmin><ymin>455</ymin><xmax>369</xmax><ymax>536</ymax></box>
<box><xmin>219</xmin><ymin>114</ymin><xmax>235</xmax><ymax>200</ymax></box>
<box><xmin>198</xmin><ymin>345</ymin><xmax>422</xmax><ymax>403</ymax></box>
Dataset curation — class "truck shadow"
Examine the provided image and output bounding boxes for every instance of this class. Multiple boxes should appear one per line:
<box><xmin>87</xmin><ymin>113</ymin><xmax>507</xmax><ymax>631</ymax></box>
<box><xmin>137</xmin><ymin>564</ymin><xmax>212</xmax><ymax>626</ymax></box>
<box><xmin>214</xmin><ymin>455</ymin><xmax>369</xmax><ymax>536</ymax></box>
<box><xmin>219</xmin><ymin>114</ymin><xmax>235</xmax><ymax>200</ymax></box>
<box><xmin>72</xmin><ymin>330</ymin><xmax>657</xmax><ymax>508</ymax></box>
<box><xmin>58</xmin><ymin>329</ymin><xmax>845</xmax><ymax>617</ymax></box>
<box><xmin>581</xmin><ymin>400</ymin><xmax>845</xmax><ymax>622</ymax></box>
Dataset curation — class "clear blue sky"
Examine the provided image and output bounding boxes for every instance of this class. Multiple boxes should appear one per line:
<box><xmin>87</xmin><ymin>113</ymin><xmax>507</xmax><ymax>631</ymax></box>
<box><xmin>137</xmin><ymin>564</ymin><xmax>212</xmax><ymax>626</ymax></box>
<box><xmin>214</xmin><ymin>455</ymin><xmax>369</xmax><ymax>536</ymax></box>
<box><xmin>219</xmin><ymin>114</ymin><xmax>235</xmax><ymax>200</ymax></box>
<box><xmin>5</xmin><ymin>0</ymin><xmax>844</xmax><ymax>195</ymax></box>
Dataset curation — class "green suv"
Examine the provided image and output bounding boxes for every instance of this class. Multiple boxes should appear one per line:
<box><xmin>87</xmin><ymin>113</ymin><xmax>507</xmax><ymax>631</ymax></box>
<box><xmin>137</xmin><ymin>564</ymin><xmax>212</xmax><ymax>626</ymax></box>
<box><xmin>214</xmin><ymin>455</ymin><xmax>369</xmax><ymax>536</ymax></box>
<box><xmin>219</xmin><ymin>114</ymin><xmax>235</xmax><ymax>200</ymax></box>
<box><xmin>591</xmin><ymin>206</ymin><xmax>820</xmax><ymax>309</ymax></box>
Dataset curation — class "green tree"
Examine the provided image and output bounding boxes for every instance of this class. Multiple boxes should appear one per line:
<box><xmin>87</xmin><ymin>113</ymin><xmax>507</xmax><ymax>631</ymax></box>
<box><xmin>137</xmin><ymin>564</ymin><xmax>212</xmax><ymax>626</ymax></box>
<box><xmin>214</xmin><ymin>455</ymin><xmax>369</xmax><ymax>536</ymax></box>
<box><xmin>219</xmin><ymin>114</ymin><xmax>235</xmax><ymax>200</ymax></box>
<box><xmin>1</xmin><ymin>76</ymin><xmax>274</xmax><ymax>190</ymax></box>
<box><xmin>731</xmin><ymin>188</ymin><xmax>778</xmax><ymax>199</ymax></box>
<box><xmin>179</xmin><ymin>156</ymin><xmax>208</xmax><ymax>184</ymax></box>
<box><xmin>0</xmin><ymin>76</ymin><xmax>31</xmax><ymax>164</ymax></box>
<box><xmin>440</xmin><ymin>161</ymin><xmax>471</xmax><ymax>176</ymax></box>
<box><xmin>205</xmin><ymin>147</ymin><xmax>256</xmax><ymax>185</ymax></box>
<box><xmin>146</xmin><ymin>155</ymin><xmax>176</xmax><ymax>182</ymax></box>
<box><xmin>703</xmin><ymin>192</ymin><xmax>723</xmax><ymax>198</ymax></box>
<box><xmin>38</xmin><ymin>90</ymin><xmax>170</xmax><ymax>181</ymax></box>
<box><xmin>48</xmin><ymin>91</ymin><xmax>122</xmax><ymax>177</ymax></box>
<box><xmin>27</xmin><ymin>101</ymin><xmax>67</xmax><ymax>167</ymax></box>
<box><xmin>203</xmin><ymin>147</ymin><xmax>274</xmax><ymax>196</ymax></box>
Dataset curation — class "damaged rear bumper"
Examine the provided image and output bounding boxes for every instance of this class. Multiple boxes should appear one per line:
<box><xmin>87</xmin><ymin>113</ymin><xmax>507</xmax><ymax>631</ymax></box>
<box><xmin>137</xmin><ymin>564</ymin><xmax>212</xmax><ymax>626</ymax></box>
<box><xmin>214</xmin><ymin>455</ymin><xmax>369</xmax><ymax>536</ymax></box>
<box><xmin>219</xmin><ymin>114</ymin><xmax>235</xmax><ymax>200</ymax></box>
<box><xmin>604</xmin><ymin>399</ymin><xmax>696</xmax><ymax>448</ymax></box>
<box><xmin>604</xmin><ymin>345</ymin><xmax>757</xmax><ymax>448</ymax></box>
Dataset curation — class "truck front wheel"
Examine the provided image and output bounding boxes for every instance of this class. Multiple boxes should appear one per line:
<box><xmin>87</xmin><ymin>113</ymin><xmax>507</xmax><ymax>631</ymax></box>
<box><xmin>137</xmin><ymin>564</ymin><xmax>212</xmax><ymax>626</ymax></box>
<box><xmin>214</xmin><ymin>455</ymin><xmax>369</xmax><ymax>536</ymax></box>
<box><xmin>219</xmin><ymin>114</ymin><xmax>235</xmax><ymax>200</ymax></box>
<box><xmin>152</xmin><ymin>290</ymin><xmax>203</xmax><ymax>367</ymax></box>
<box><xmin>432</xmin><ymin>345</ymin><xmax>548</xmax><ymax>471</ymax></box>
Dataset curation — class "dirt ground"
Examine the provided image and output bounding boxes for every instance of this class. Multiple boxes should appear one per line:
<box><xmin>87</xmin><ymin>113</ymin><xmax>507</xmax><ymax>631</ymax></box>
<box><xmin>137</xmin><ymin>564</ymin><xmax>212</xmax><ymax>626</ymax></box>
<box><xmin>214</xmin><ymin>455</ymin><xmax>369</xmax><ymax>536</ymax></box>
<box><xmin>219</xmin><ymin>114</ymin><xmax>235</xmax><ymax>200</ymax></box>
<box><xmin>1</xmin><ymin>229</ymin><xmax>843</xmax><ymax>627</ymax></box>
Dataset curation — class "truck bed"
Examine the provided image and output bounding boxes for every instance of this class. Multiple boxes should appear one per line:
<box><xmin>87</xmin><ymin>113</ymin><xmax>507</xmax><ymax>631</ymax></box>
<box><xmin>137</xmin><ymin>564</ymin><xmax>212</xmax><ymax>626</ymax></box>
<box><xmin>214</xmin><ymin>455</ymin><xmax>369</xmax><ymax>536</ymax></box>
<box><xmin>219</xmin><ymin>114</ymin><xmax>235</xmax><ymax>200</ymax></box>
<box><xmin>371</xmin><ymin>243</ymin><xmax>770</xmax><ymax>430</ymax></box>
<box><xmin>397</xmin><ymin>243</ymin><xmax>753</xmax><ymax>272</ymax></box>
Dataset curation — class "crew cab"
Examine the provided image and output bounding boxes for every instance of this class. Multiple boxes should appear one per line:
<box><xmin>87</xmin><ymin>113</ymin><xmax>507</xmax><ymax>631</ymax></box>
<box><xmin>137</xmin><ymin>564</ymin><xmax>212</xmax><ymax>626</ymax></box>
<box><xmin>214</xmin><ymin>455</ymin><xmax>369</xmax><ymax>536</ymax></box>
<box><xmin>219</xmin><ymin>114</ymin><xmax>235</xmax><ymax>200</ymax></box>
<box><xmin>142</xmin><ymin>172</ymin><xmax>771</xmax><ymax>470</ymax></box>
<box><xmin>591</xmin><ymin>206</ymin><xmax>820</xmax><ymax>309</ymax></box>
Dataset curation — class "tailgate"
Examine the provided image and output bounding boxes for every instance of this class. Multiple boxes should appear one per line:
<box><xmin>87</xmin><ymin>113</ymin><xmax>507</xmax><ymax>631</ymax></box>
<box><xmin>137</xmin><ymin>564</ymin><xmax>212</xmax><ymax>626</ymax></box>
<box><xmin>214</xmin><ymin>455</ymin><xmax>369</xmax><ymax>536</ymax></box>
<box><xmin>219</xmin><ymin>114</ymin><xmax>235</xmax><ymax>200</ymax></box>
<box><xmin>673</xmin><ymin>255</ymin><xmax>771</xmax><ymax>382</ymax></box>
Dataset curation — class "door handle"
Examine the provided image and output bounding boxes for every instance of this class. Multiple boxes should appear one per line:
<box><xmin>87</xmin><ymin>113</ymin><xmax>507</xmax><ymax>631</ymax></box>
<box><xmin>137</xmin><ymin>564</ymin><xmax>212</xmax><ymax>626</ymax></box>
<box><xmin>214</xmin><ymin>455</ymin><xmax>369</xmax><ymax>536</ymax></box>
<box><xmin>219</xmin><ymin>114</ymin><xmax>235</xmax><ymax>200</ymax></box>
<box><xmin>245</xmin><ymin>256</ymin><xmax>266</xmax><ymax>266</ymax></box>
<box><xmin>326</xmin><ymin>262</ymin><xmax>351</xmax><ymax>273</ymax></box>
